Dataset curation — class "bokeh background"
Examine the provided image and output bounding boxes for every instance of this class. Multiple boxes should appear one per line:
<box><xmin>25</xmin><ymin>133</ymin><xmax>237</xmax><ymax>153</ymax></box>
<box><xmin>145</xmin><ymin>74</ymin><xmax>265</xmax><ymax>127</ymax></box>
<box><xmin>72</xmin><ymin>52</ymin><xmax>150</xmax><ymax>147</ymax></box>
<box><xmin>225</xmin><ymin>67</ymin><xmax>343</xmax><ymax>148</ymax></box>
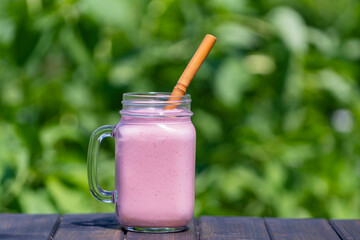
<box><xmin>1</xmin><ymin>0</ymin><xmax>360</xmax><ymax>218</ymax></box>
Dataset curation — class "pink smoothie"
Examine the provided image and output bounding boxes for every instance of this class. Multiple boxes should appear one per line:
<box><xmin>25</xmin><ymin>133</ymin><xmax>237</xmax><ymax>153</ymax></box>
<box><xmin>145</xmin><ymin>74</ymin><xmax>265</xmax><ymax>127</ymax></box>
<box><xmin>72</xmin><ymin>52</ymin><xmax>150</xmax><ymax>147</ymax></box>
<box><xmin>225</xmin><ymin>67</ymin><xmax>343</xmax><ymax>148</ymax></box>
<box><xmin>114</xmin><ymin>109</ymin><xmax>196</xmax><ymax>228</ymax></box>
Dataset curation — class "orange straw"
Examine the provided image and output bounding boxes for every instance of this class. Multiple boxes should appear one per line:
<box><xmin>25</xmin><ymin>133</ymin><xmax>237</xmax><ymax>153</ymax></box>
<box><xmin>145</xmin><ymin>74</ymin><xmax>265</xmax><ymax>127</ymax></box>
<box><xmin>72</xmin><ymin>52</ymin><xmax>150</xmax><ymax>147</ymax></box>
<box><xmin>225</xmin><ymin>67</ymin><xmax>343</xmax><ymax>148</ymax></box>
<box><xmin>164</xmin><ymin>34</ymin><xmax>217</xmax><ymax>110</ymax></box>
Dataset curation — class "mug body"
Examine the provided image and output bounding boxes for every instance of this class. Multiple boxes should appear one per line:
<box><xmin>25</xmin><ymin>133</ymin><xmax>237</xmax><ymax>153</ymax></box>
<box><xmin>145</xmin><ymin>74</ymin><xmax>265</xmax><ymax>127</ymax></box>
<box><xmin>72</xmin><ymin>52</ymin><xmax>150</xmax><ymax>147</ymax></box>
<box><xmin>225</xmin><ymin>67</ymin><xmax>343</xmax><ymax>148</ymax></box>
<box><xmin>113</xmin><ymin>92</ymin><xmax>196</xmax><ymax>232</ymax></box>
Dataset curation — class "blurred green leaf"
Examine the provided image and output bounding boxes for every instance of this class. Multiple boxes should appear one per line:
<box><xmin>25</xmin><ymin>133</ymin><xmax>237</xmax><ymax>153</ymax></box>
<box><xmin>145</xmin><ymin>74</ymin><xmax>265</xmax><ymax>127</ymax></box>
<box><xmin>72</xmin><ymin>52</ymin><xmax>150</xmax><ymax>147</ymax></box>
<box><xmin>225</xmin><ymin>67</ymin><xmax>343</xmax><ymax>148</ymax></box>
<box><xmin>214</xmin><ymin>57</ymin><xmax>250</xmax><ymax>106</ymax></box>
<box><xmin>79</xmin><ymin>0</ymin><xmax>139</xmax><ymax>35</ymax></box>
<box><xmin>60</xmin><ymin>26</ymin><xmax>92</xmax><ymax>66</ymax></box>
<box><xmin>341</xmin><ymin>39</ymin><xmax>360</xmax><ymax>60</ymax></box>
<box><xmin>0</xmin><ymin>18</ymin><xmax>15</xmax><ymax>45</ymax></box>
<box><xmin>317</xmin><ymin>69</ymin><xmax>353</xmax><ymax>104</ymax></box>
<box><xmin>19</xmin><ymin>188</ymin><xmax>57</xmax><ymax>213</ymax></box>
<box><xmin>46</xmin><ymin>176</ymin><xmax>94</xmax><ymax>213</ymax></box>
<box><xmin>193</xmin><ymin>108</ymin><xmax>223</xmax><ymax>141</ymax></box>
<box><xmin>268</xmin><ymin>7</ymin><xmax>308</xmax><ymax>55</ymax></box>
<box><xmin>215</xmin><ymin>23</ymin><xmax>259</xmax><ymax>49</ymax></box>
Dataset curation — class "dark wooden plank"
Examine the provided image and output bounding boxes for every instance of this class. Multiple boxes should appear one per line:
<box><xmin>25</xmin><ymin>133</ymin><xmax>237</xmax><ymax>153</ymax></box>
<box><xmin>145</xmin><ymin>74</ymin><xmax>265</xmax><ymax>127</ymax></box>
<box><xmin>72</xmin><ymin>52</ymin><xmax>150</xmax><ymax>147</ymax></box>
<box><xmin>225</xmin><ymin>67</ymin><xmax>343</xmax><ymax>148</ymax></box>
<box><xmin>199</xmin><ymin>216</ymin><xmax>270</xmax><ymax>240</ymax></box>
<box><xmin>126</xmin><ymin>217</ymin><xmax>198</xmax><ymax>240</ymax></box>
<box><xmin>330</xmin><ymin>219</ymin><xmax>360</xmax><ymax>240</ymax></box>
<box><xmin>0</xmin><ymin>213</ymin><xmax>61</xmax><ymax>240</ymax></box>
<box><xmin>265</xmin><ymin>218</ymin><xmax>341</xmax><ymax>240</ymax></box>
<box><xmin>53</xmin><ymin>213</ymin><xmax>124</xmax><ymax>240</ymax></box>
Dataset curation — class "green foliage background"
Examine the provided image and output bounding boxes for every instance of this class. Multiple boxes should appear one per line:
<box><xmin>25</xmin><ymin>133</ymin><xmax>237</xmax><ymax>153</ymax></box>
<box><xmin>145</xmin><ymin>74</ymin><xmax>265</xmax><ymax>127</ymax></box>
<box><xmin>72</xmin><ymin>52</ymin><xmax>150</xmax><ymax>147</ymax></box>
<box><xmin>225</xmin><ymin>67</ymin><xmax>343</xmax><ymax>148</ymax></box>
<box><xmin>1</xmin><ymin>0</ymin><xmax>360</xmax><ymax>218</ymax></box>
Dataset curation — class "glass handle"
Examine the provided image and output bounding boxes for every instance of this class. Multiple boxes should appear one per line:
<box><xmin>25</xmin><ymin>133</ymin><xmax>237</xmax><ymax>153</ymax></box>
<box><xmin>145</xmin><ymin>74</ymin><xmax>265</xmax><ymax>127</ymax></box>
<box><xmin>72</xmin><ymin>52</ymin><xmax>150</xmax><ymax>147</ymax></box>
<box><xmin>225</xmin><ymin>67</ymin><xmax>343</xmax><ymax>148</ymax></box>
<box><xmin>87</xmin><ymin>125</ymin><xmax>115</xmax><ymax>203</ymax></box>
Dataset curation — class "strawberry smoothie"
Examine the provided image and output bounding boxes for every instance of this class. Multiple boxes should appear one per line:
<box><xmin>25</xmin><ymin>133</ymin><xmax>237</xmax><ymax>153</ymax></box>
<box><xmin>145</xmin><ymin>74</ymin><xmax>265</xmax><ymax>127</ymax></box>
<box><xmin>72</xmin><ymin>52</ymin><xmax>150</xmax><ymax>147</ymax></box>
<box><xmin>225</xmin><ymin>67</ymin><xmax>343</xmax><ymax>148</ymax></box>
<box><xmin>114</xmin><ymin>108</ymin><xmax>196</xmax><ymax>229</ymax></box>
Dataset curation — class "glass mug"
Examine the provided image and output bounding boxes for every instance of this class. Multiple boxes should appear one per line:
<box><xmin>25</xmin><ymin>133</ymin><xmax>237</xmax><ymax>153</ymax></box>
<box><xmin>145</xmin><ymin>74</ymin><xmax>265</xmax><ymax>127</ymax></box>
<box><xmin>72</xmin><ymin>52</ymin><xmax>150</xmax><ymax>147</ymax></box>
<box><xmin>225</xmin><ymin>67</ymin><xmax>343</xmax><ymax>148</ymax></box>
<box><xmin>87</xmin><ymin>92</ymin><xmax>196</xmax><ymax>233</ymax></box>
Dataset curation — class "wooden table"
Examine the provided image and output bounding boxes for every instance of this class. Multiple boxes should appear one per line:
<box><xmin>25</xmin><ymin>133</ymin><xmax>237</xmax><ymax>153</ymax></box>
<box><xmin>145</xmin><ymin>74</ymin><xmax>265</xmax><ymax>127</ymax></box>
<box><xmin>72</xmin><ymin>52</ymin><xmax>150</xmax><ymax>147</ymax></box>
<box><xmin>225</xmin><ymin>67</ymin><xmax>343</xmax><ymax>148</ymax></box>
<box><xmin>1</xmin><ymin>213</ymin><xmax>359</xmax><ymax>239</ymax></box>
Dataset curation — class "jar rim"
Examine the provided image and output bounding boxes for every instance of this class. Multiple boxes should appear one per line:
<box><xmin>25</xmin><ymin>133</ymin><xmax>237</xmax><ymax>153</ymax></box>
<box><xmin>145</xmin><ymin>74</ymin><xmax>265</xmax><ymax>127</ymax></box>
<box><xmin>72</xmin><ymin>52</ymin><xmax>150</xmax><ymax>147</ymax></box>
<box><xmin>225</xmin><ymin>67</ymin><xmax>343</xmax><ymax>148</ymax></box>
<box><xmin>120</xmin><ymin>92</ymin><xmax>192</xmax><ymax>117</ymax></box>
<box><xmin>122</xmin><ymin>92</ymin><xmax>191</xmax><ymax>105</ymax></box>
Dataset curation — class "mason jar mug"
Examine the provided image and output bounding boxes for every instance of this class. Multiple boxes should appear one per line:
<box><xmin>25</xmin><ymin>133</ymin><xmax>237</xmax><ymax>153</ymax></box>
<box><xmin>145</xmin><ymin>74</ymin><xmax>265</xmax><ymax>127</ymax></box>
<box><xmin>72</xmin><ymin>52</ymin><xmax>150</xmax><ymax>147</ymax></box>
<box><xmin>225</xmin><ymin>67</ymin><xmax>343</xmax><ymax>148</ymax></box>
<box><xmin>87</xmin><ymin>92</ymin><xmax>196</xmax><ymax>233</ymax></box>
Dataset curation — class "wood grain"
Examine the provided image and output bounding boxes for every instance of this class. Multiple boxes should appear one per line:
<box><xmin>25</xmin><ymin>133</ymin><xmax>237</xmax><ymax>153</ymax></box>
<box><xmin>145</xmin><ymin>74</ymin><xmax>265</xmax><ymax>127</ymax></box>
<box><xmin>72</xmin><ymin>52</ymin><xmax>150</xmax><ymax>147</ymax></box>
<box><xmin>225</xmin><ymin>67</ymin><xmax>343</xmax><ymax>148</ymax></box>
<box><xmin>265</xmin><ymin>218</ymin><xmax>341</xmax><ymax>240</ymax></box>
<box><xmin>2</xmin><ymin>213</ymin><xmax>360</xmax><ymax>240</ymax></box>
<box><xmin>53</xmin><ymin>213</ymin><xmax>124</xmax><ymax>240</ymax></box>
<box><xmin>199</xmin><ymin>216</ymin><xmax>270</xmax><ymax>240</ymax></box>
<box><xmin>330</xmin><ymin>219</ymin><xmax>360</xmax><ymax>240</ymax></box>
<box><xmin>0</xmin><ymin>213</ymin><xmax>61</xmax><ymax>240</ymax></box>
<box><xmin>126</xmin><ymin>217</ymin><xmax>198</xmax><ymax>240</ymax></box>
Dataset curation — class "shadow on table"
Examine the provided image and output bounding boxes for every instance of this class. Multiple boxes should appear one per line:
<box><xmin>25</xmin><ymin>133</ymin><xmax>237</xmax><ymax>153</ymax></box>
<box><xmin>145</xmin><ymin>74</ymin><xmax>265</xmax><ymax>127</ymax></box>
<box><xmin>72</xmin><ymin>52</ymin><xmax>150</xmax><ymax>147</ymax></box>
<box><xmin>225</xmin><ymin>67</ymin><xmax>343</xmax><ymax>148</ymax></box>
<box><xmin>65</xmin><ymin>214</ymin><xmax>121</xmax><ymax>231</ymax></box>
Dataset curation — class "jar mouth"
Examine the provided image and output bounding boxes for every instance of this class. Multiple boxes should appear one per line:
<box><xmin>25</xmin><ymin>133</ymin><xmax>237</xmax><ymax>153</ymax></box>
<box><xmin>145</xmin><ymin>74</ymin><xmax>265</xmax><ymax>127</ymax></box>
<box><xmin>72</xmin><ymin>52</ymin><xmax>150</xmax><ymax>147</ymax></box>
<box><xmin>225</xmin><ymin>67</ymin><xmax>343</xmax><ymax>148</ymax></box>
<box><xmin>122</xmin><ymin>92</ymin><xmax>191</xmax><ymax>104</ymax></box>
<box><xmin>120</xmin><ymin>92</ymin><xmax>192</xmax><ymax>117</ymax></box>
